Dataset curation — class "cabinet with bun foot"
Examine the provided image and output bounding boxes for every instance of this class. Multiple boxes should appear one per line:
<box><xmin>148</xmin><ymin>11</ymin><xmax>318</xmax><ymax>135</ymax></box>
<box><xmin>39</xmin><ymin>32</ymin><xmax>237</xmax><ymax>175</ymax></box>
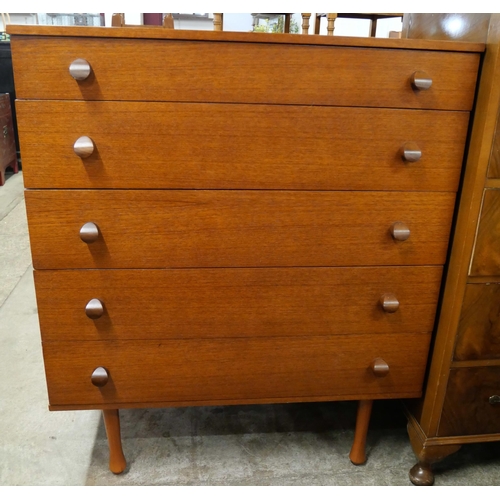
<box><xmin>403</xmin><ymin>13</ymin><xmax>500</xmax><ymax>486</ymax></box>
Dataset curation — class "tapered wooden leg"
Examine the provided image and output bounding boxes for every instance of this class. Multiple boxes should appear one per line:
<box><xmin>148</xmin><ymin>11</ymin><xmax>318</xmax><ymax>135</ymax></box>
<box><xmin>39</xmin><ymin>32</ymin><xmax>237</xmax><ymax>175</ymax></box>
<box><xmin>349</xmin><ymin>399</ymin><xmax>374</xmax><ymax>465</ymax></box>
<box><xmin>102</xmin><ymin>409</ymin><xmax>127</xmax><ymax>474</ymax></box>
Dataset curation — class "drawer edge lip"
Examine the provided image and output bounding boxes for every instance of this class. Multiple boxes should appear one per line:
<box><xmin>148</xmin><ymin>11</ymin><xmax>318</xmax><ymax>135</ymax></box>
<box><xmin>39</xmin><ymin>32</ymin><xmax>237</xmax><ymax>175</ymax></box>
<box><xmin>6</xmin><ymin>25</ymin><xmax>485</xmax><ymax>53</ymax></box>
<box><xmin>40</xmin><ymin>332</ymin><xmax>434</xmax><ymax>343</ymax></box>
<box><xmin>420</xmin><ymin>434</ymin><xmax>500</xmax><ymax>446</ymax></box>
<box><xmin>47</xmin><ymin>391</ymin><xmax>423</xmax><ymax>411</ymax></box>
<box><xmin>451</xmin><ymin>360</ymin><xmax>500</xmax><ymax>368</ymax></box>
<box><xmin>405</xmin><ymin>410</ymin><xmax>500</xmax><ymax>445</ymax></box>
<box><xmin>12</xmin><ymin>98</ymin><xmax>478</xmax><ymax>113</ymax></box>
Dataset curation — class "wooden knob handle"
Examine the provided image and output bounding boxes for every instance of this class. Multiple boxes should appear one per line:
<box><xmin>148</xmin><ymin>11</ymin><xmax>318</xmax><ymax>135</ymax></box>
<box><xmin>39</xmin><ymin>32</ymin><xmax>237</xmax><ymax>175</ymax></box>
<box><xmin>370</xmin><ymin>358</ymin><xmax>390</xmax><ymax>377</ymax></box>
<box><xmin>410</xmin><ymin>71</ymin><xmax>432</xmax><ymax>90</ymax></box>
<box><xmin>391</xmin><ymin>222</ymin><xmax>410</xmax><ymax>241</ymax></box>
<box><xmin>402</xmin><ymin>142</ymin><xmax>422</xmax><ymax>162</ymax></box>
<box><xmin>74</xmin><ymin>136</ymin><xmax>94</xmax><ymax>158</ymax></box>
<box><xmin>80</xmin><ymin>222</ymin><xmax>99</xmax><ymax>243</ymax></box>
<box><xmin>91</xmin><ymin>366</ymin><xmax>109</xmax><ymax>387</ymax></box>
<box><xmin>380</xmin><ymin>293</ymin><xmax>399</xmax><ymax>313</ymax></box>
<box><xmin>85</xmin><ymin>298</ymin><xmax>104</xmax><ymax>319</ymax></box>
<box><xmin>69</xmin><ymin>58</ymin><xmax>91</xmax><ymax>80</ymax></box>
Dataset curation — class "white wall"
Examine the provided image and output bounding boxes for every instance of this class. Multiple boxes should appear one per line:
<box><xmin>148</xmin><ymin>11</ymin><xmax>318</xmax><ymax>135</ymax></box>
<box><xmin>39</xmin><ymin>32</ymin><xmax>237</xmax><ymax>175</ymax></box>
<box><xmin>102</xmin><ymin>13</ymin><xmax>143</xmax><ymax>26</ymax></box>
<box><xmin>223</xmin><ymin>13</ymin><xmax>254</xmax><ymax>32</ymax></box>
<box><xmin>0</xmin><ymin>13</ymin><xmax>37</xmax><ymax>31</ymax></box>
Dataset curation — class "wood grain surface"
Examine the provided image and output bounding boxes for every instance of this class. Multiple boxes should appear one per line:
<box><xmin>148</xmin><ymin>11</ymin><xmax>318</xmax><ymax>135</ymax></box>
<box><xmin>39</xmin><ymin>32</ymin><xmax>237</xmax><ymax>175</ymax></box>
<box><xmin>438</xmin><ymin>367</ymin><xmax>500</xmax><ymax>436</ymax></box>
<box><xmin>6</xmin><ymin>24</ymin><xmax>486</xmax><ymax>52</ymax></box>
<box><xmin>34</xmin><ymin>266</ymin><xmax>443</xmax><ymax>342</ymax></box>
<box><xmin>17</xmin><ymin>101</ymin><xmax>470</xmax><ymax>191</ymax></box>
<box><xmin>42</xmin><ymin>333</ymin><xmax>431</xmax><ymax>407</ymax></box>
<box><xmin>402</xmin><ymin>14</ymin><xmax>492</xmax><ymax>43</ymax></box>
<box><xmin>454</xmin><ymin>283</ymin><xmax>500</xmax><ymax>361</ymax></box>
<box><xmin>406</xmin><ymin>15</ymin><xmax>500</xmax><ymax>438</ymax></box>
<box><xmin>10</xmin><ymin>37</ymin><xmax>480</xmax><ymax>110</ymax></box>
<box><xmin>25</xmin><ymin>190</ymin><xmax>457</xmax><ymax>269</ymax></box>
<box><xmin>487</xmin><ymin>109</ymin><xmax>500</xmax><ymax>178</ymax></box>
<box><xmin>470</xmin><ymin>189</ymin><xmax>500</xmax><ymax>276</ymax></box>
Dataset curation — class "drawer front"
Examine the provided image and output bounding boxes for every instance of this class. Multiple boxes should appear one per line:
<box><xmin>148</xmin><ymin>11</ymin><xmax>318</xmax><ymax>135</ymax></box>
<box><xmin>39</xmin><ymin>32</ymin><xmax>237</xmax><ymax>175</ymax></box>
<box><xmin>454</xmin><ymin>283</ymin><xmax>500</xmax><ymax>361</ymax></box>
<box><xmin>26</xmin><ymin>190</ymin><xmax>456</xmax><ymax>269</ymax></box>
<box><xmin>470</xmin><ymin>189</ymin><xmax>500</xmax><ymax>276</ymax></box>
<box><xmin>438</xmin><ymin>367</ymin><xmax>500</xmax><ymax>436</ymax></box>
<box><xmin>17</xmin><ymin>101</ymin><xmax>469</xmax><ymax>191</ymax></box>
<box><xmin>43</xmin><ymin>334</ymin><xmax>431</xmax><ymax>407</ymax></box>
<box><xmin>11</xmin><ymin>37</ymin><xmax>479</xmax><ymax>110</ymax></box>
<box><xmin>34</xmin><ymin>266</ymin><xmax>443</xmax><ymax>342</ymax></box>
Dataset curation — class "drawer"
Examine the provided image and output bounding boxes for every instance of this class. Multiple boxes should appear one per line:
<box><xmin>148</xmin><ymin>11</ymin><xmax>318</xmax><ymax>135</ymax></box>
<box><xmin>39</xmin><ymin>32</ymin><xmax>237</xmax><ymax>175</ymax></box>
<box><xmin>17</xmin><ymin>101</ymin><xmax>469</xmax><ymax>191</ymax></box>
<box><xmin>454</xmin><ymin>283</ymin><xmax>500</xmax><ymax>361</ymax></box>
<box><xmin>470</xmin><ymin>189</ymin><xmax>500</xmax><ymax>276</ymax></box>
<box><xmin>42</xmin><ymin>334</ymin><xmax>431</xmax><ymax>408</ymax></box>
<box><xmin>438</xmin><ymin>367</ymin><xmax>500</xmax><ymax>436</ymax></box>
<box><xmin>34</xmin><ymin>266</ymin><xmax>443</xmax><ymax>342</ymax></box>
<box><xmin>25</xmin><ymin>190</ymin><xmax>456</xmax><ymax>269</ymax></box>
<box><xmin>11</xmin><ymin>37</ymin><xmax>479</xmax><ymax>110</ymax></box>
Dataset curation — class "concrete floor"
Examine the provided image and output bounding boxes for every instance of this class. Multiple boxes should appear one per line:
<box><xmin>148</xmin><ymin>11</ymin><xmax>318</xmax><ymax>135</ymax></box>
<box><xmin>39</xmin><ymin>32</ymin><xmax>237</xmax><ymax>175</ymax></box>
<box><xmin>1</xmin><ymin>170</ymin><xmax>499</xmax><ymax>486</ymax></box>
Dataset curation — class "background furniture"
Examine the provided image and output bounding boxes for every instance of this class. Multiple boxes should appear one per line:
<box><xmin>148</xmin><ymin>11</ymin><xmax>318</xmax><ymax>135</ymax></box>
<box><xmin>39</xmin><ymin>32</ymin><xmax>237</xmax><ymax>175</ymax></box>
<box><xmin>0</xmin><ymin>42</ymin><xmax>19</xmax><ymax>158</ymax></box>
<box><xmin>315</xmin><ymin>13</ymin><xmax>403</xmax><ymax>36</ymax></box>
<box><xmin>402</xmin><ymin>13</ymin><xmax>500</xmax><ymax>486</ymax></box>
<box><xmin>213</xmin><ymin>13</ymin><xmax>403</xmax><ymax>36</ymax></box>
<box><xmin>7</xmin><ymin>23</ymin><xmax>482</xmax><ymax>474</ymax></box>
<box><xmin>112</xmin><ymin>13</ymin><xmax>174</xmax><ymax>28</ymax></box>
<box><xmin>0</xmin><ymin>93</ymin><xmax>18</xmax><ymax>186</ymax></box>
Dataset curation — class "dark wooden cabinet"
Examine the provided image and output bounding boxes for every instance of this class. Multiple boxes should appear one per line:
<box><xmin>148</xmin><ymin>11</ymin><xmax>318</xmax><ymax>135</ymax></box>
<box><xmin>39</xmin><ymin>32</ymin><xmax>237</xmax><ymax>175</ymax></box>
<box><xmin>0</xmin><ymin>42</ymin><xmax>19</xmax><ymax>153</ymax></box>
<box><xmin>0</xmin><ymin>93</ymin><xmax>18</xmax><ymax>185</ymax></box>
<box><xmin>403</xmin><ymin>13</ymin><xmax>500</xmax><ymax>486</ymax></box>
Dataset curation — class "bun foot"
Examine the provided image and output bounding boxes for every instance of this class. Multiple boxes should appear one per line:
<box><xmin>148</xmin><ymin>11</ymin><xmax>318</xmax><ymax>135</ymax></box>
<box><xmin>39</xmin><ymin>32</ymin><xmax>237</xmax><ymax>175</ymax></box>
<box><xmin>409</xmin><ymin>462</ymin><xmax>434</xmax><ymax>486</ymax></box>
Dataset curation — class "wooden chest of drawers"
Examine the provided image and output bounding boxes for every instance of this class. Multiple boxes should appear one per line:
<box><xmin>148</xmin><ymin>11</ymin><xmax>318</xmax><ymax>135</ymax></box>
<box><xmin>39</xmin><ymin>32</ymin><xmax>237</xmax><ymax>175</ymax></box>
<box><xmin>7</xmin><ymin>24</ymin><xmax>483</xmax><ymax>475</ymax></box>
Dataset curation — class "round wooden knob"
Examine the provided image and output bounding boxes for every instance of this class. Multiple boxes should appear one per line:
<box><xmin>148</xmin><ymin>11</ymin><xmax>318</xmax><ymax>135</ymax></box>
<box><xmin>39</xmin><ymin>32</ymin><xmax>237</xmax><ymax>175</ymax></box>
<box><xmin>80</xmin><ymin>222</ymin><xmax>99</xmax><ymax>243</ymax></box>
<box><xmin>391</xmin><ymin>222</ymin><xmax>410</xmax><ymax>241</ymax></box>
<box><xmin>370</xmin><ymin>358</ymin><xmax>390</xmax><ymax>377</ymax></box>
<box><xmin>74</xmin><ymin>136</ymin><xmax>94</xmax><ymax>158</ymax></box>
<box><xmin>85</xmin><ymin>298</ymin><xmax>104</xmax><ymax>319</ymax></box>
<box><xmin>410</xmin><ymin>71</ymin><xmax>432</xmax><ymax>90</ymax></box>
<box><xmin>402</xmin><ymin>142</ymin><xmax>422</xmax><ymax>162</ymax></box>
<box><xmin>91</xmin><ymin>367</ymin><xmax>109</xmax><ymax>387</ymax></box>
<box><xmin>380</xmin><ymin>293</ymin><xmax>399</xmax><ymax>313</ymax></box>
<box><xmin>69</xmin><ymin>58</ymin><xmax>91</xmax><ymax>81</ymax></box>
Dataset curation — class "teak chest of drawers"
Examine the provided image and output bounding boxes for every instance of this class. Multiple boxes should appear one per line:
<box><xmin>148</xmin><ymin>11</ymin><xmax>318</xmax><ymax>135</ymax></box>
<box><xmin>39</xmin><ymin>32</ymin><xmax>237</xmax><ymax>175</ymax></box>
<box><xmin>7</xmin><ymin>24</ymin><xmax>484</xmax><ymax>474</ymax></box>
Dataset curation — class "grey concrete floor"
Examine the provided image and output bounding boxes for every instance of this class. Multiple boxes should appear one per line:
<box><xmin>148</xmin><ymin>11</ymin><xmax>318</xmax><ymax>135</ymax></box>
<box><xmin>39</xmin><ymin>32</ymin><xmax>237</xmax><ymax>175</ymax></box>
<box><xmin>0</xmin><ymin>170</ymin><xmax>499</xmax><ymax>486</ymax></box>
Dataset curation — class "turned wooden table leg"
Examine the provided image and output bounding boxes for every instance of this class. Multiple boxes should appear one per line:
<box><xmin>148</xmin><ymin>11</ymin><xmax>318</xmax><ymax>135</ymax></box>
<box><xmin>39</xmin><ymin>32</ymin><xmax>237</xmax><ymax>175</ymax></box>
<box><xmin>103</xmin><ymin>409</ymin><xmax>127</xmax><ymax>474</ymax></box>
<box><xmin>349</xmin><ymin>399</ymin><xmax>374</xmax><ymax>465</ymax></box>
